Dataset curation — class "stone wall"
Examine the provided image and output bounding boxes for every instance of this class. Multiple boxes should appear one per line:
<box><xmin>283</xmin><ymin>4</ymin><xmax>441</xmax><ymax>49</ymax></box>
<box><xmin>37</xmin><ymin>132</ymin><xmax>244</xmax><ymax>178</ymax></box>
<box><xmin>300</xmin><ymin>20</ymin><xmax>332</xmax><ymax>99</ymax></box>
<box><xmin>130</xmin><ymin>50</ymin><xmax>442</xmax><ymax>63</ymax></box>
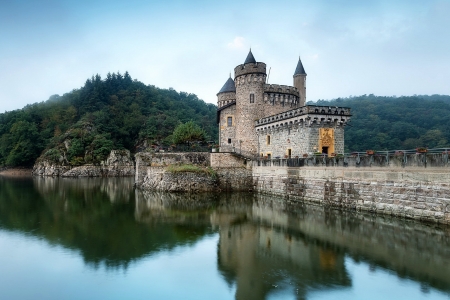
<box><xmin>263</xmin><ymin>83</ymin><xmax>300</xmax><ymax>116</ymax></box>
<box><xmin>253</xmin><ymin>166</ymin><xmax>450</xmax><ymax>224</ymax></box>
<box><xmin>218</xmin><ymin>104</ymin><xmax>236</xmax><ymax>148</ymax></box>
<box><xmin>135</xmin><ymin>152</ymin><xmax>253</xmax><ymax>192</ymax></box>
<box><xmin>210</xmin><ymin>153</ymin><xmax>248</xmax><ymax>168</ymax></box>
<box><xmin>217</xmin><ymin>91</ymin><xmax>236</xmax><ymax>108</ymax></box>
<box><xmin>293</xmin><ymin>74</ymin><xmax>306</xmax><ymax>106</ymax></box>
<box><xmin>235</xmin><ymin>73</ymin><xmax>266</xmax><ymax>153</ymax></box>
<box><xmin>135</xmin><ymin>152</ymin><xmax>210</xmax><ymax>186</ymax></box>
<box><xmin>257</xmin><ymin>124</ymin><xmax>345</xmax><ymax>158</ymax></box>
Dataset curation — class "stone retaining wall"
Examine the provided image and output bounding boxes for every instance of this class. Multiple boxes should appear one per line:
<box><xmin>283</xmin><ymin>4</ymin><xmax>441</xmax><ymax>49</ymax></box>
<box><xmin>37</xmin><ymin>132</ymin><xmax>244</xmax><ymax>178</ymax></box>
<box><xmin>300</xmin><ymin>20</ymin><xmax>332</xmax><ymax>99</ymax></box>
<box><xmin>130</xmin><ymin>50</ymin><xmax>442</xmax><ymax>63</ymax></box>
<box><xmin>253</xmin><ymin>166</ymin><xmax>450</xmax><ymax>224</ymax></box>
<box><xmin>135</xmin><ymin>152</ymin><xmax>253</xmax><ymax>192</ymax></box>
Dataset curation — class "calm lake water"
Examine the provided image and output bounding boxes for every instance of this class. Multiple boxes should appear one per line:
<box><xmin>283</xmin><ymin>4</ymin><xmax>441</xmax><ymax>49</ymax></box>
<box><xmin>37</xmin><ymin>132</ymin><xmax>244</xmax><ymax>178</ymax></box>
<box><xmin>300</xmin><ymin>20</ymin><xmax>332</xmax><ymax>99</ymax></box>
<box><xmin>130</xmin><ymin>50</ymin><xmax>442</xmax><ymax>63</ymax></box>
<box><xmin>0</xmin><ymin>176</ymin><xmax>449</xmax><ymax>300</ymax></box>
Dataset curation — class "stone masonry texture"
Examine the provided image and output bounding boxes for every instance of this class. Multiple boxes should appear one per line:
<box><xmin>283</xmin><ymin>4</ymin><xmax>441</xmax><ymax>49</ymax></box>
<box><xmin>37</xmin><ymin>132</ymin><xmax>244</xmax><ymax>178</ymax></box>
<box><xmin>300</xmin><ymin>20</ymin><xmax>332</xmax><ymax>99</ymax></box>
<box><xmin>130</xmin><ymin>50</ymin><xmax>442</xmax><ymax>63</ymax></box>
<box><xmin>253</xmin><ymin>166</ymin><xmax>450</xmax><ymax>224</ymax></box>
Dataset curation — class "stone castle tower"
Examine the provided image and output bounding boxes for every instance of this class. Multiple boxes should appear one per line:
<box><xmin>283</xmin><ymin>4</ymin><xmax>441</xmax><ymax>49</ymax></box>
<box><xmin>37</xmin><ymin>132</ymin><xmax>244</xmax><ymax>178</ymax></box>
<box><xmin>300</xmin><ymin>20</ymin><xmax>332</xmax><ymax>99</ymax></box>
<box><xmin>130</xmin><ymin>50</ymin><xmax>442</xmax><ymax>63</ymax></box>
<box><xmin>293</xmin><ymin>57</ymin><xmax>307</xmax><ymax>106</ymax></box>
<box><xmin>217</xmin><ymin>50</ymin><xmax>305</xmax><ymax>154</ymax></box>
<box><xmin>234</xmin><ymin>50</ymin><xmax>267</xmax><ymax>153</ymax></box>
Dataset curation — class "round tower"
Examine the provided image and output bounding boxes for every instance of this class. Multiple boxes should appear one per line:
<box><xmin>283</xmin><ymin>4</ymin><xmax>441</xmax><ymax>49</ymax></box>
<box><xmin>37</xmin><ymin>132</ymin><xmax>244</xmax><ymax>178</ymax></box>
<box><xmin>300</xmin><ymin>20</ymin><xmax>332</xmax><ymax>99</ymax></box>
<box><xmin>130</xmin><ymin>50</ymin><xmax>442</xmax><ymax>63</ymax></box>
<box><xmin>293</xmin><ymin>57</ymin><xmax>307</xmax><ymax>106</ymax></box>
<box><xmin>234</xmin><ymin>49</ymin><xmax>267</xmax><ymax>154</ymax></box>
<box><xmin>217</xmin><ymin>76</ymin><xmax>237</xmax><ymax>149</ymax></box>
<box><xmin>217</xmin><ymin>75</ymin><xmax>236</xmax><ymax>108</ymax></box>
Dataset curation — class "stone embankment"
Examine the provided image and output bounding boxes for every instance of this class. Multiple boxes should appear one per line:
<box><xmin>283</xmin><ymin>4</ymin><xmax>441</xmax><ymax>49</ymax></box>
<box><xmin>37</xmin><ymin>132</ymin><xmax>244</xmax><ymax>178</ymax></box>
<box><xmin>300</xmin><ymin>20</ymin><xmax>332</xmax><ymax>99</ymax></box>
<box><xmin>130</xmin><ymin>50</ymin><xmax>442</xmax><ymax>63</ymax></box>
<box><xmin>253</xmin><ymin>166</ymin><xmax>450</xmax><ymax>224</ymax></box>
<box><xmin>32</xmin><ymin>150</ymin><xmax>134</xmax><ymax>177</ymax></box>
<box><xmin>135</xmin><ymin>152</ymin><xmax>253</xmax><ymax>192</ymax></box>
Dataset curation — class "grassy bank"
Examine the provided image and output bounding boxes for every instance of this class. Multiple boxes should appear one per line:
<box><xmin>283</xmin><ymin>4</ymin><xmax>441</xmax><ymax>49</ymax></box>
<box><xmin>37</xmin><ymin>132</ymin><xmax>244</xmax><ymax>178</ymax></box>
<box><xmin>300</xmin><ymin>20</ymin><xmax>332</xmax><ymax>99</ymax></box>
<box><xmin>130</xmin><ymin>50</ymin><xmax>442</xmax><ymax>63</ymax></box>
<box><xmin>166</xmin><ymin>164</ymin><xmax>217</xmax><ymax>178</ymax></box>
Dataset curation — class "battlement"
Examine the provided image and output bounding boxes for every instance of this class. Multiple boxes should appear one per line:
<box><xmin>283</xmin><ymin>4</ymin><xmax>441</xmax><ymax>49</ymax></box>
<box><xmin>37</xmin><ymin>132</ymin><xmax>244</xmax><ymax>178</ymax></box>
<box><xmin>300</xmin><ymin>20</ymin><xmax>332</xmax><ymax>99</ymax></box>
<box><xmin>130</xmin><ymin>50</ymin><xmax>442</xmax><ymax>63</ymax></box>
<box><xmin>235</xmin><ymin>73</ymin><xmax>266</xmax><ymax>86</ymax></box>
<box><xmin>255</xmin><ymin>105</ymin><xmax>352</xmax><ymax>128</ymax></box>
<box><xmin>217</xmin><ymin>91</ymin><xmax>236</xmax><ymax>108</ymax></box>
<box><xmin>234</xmin><ymin>62</ymin><xmax>267</xmax><ymax>78</ymax></box>
<box><xmin>264</xmin><ymin>84</ymin><xmax>299</xmax><ymax>97</ymax></box>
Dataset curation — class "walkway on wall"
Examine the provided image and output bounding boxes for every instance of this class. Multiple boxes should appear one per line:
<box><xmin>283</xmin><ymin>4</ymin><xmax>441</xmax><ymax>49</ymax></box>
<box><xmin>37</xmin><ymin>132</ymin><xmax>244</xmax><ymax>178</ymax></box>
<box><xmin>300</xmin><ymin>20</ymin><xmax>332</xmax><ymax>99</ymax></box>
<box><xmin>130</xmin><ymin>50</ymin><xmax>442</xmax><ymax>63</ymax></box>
<box><xmin>253</xmin><ymin>147</ymin><xmax>450</xmax><ymax>169</ymax></box>
<box><xmin>219</xmin><ymin>146</ymin><xmax>259</xmax><ymax>161</ymax></box>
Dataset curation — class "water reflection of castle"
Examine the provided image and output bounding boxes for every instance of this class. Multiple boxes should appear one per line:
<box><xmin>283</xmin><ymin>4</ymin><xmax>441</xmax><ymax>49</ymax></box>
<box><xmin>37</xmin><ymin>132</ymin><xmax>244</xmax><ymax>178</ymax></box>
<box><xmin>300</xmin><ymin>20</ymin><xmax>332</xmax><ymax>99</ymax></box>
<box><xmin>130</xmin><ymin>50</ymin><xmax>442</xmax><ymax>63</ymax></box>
<box><xmin>137</xmin><ymin>191</ymin><xmax>450</xmax><ymax>299</ymax></box>
<box><xmin>137</xmin><ymin>192</ymin><xmax>351</xmax><ymax>299</ymax></box>
<box><xmin>13</xmin><ymin>179</ymin><xmax>449</xmax><ymax>297</ymax></box>
<box><xmin>211</xmin><ymin>203</ymin><xmax>350</xmax><ymax>299</ymax></box>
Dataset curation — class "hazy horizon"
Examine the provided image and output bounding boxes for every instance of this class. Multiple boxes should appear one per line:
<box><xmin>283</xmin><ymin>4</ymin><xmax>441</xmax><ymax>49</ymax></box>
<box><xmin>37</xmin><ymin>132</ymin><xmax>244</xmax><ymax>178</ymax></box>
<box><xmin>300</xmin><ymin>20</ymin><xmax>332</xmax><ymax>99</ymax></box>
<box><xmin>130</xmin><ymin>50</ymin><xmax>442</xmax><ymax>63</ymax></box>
<box><xmin>1</xmin><ymin>0</ymin><xmax>450</xmax><ymax>112</ymax></box>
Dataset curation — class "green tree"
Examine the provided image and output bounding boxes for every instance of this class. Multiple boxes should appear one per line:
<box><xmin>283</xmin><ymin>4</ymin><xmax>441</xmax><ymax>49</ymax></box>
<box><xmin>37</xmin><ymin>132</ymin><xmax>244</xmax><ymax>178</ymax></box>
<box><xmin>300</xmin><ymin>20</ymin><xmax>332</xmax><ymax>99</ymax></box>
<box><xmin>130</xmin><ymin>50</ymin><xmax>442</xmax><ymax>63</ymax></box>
<box><xmin>172</xmin><ymin>121</ymin><xmax>207</xmax><ymax>144</ymax></box>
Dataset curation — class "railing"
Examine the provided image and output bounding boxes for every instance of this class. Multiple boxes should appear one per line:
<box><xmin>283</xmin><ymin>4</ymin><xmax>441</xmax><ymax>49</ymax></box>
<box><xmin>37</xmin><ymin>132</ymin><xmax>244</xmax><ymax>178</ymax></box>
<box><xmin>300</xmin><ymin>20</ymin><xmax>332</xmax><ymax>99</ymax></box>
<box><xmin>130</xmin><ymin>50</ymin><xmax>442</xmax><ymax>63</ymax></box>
<box><xmin>253</xmin><ymin>148</ymin><xmax>450</xmax><ymax>168</ymax></box>
<box><xmin>219</xmin><ymin>146</ymin><xmax>259</xmax><ymax>160</ymax></box>
<box><xmin>148</xmin><ymin>142</ymin><xmax>213</xmax><ymax>153</ymax></box>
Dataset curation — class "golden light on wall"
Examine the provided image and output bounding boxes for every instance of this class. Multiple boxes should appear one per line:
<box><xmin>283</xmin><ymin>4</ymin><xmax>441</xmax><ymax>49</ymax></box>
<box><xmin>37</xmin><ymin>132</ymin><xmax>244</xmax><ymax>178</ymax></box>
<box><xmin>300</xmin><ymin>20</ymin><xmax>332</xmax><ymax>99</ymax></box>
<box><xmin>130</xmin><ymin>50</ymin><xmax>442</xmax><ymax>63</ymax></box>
<box><xmin>318</xmin><ymin>128</ymin><xmax>335</xmax><ymax>155</ymax></box>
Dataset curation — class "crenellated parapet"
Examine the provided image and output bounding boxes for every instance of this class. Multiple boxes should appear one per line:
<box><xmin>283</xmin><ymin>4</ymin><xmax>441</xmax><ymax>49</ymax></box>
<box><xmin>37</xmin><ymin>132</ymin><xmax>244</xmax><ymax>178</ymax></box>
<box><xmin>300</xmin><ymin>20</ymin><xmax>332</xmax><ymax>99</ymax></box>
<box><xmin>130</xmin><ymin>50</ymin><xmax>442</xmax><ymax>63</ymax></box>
<box><xmin>264</xmin><ymin>84</ymin><xmax>299</xmax><ymax>96</ymax></box>
<box><xmin>262</xmin><ymin>85</ymin><xmax>301</xmax><ymax>113</ymax></box>
<box><xmin>217</xmin><ymin>92</ymin><xmax>236</xmax><ymax>108</ymax></box>
<box><xmin>255</xmin><ymin>105</ymin><xmax>351</xmax><ymax>133</ymax></box>
<box><xmin>234</xmin><ymin>73</ymin><xmax>266</xmax><ymax>86</ymax></box>
<box><xmin>234</xmin><ymin>62</ymin><xmax>267</xmax><ymax>78</ymax></box>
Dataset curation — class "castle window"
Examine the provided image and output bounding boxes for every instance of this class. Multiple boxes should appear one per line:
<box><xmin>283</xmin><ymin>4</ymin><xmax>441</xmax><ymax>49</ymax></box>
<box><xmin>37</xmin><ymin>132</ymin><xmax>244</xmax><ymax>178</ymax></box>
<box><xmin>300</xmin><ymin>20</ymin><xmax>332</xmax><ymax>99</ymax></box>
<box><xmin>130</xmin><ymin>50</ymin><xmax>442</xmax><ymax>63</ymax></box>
<box><xmin>267</xmin><ymin>135</ymin><xmax>271</xmax><ymax>145</ymax></box>
<box><xmin>250</xmin><ymin>93</ymin><xmax>254</xmax><ymax>103</ymax></box>
<box><xmin>228</xmin><ymin>138</ymin><xmax>231</xmax><ymax>144</ymax></box>
<box><xmin>227</xmin><ymin>117</ymin><xmax>233</xmax><ymax>127</ymax></box>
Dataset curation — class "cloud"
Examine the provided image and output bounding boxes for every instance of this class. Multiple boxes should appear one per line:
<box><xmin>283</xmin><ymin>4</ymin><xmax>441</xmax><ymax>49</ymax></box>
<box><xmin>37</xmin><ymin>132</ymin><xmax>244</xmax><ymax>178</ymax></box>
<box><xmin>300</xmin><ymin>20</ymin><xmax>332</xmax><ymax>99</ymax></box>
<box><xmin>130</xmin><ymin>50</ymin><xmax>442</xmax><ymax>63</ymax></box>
<box><xmin>227</xmin><ymin>36</ymin><xmax>246</xmax><ymax>50</ymax></box>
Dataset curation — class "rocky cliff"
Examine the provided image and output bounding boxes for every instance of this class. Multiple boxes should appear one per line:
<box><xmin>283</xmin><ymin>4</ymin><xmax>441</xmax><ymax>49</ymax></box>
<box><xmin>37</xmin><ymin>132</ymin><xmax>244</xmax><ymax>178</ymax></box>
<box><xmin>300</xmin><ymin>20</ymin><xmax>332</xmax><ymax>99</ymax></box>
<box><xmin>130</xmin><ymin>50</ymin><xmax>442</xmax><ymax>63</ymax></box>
<box><xmin>32</xmin><ymin>150</ymin><xmax>134</xmax><ymax>177</ymax></box>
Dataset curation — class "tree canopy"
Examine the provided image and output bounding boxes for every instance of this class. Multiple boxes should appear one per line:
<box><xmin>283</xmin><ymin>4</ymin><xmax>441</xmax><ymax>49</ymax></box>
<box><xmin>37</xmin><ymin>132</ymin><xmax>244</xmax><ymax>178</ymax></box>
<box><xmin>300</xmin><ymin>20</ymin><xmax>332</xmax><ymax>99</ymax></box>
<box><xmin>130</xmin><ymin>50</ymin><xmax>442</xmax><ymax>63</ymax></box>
<box><xmin>310</xmin><ymin>94</ymin><xmax>450</xmax><ymax>152</ymax></box>
<box><xmin>172</xmin><ymin>121</ymin><xmax>207</xmax><ymax>144</ymax></box>
<box><xmin>0</xmin><ymin>72</ymin><xmax>217</xmax><ymax>167</ymax></box>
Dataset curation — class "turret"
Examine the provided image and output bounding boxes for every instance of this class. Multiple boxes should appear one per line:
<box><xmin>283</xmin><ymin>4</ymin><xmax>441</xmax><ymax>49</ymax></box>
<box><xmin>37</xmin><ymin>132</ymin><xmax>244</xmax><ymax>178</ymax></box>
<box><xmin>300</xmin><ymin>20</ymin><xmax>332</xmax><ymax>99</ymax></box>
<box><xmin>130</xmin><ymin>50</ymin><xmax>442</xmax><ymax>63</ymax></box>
<box><xmin>293</xmin><ymin>57</ymin><xmax>307</xmax><ymax>106</ymax></box>
<box><xmin>217</xmin><ymin>75</ymin><xmax>236</xmax><ymax>108</ymax></box>
<box><xmin>216</xmin><ymin>75</ymin><xmax>237</xmax><ymax>148</ymax></box>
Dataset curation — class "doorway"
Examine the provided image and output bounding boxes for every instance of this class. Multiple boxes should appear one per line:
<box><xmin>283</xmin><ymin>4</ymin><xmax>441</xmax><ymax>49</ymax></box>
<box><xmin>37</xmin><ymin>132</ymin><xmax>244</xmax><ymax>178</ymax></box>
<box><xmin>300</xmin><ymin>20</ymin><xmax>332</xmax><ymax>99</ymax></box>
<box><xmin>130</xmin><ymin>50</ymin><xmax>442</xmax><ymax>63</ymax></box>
<box><xmin>322</xmin><ymin>146</ymin><xmax>329</xmax><ymax>155</ymax></box>
<box><xmin>287</xmin><ymin>149</ymin><xmax>292</xmax><ymax>158</ymax></box>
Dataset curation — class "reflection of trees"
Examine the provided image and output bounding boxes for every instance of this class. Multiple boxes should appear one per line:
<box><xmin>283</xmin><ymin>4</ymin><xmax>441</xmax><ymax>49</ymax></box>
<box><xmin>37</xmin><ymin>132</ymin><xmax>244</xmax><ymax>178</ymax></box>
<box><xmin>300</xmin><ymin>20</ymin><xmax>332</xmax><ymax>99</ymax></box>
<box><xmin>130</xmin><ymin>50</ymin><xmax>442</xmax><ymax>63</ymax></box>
<box><xmin>0</xmin><ymin>177</ymin><xmax>211</xmax><ymax>270</ymax></box>
<box><xmin>1</xmin><ymin>177</ymin><xmax>450</xmax><ymax>297</ymax></box>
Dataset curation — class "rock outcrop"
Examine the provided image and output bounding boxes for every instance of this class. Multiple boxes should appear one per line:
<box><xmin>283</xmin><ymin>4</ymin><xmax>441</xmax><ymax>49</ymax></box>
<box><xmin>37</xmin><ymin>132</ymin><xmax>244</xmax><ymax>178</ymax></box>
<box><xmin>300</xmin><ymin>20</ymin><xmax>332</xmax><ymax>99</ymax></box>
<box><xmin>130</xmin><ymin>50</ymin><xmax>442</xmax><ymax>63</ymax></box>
<box><xmin>135</xmin><ymin>152</ymin><xmax>253</xmax><ymax>192</ymax></box>
<box><xmin>139</xmin><ymin>168</ymin><xmax>220</xmax><ymax>192</ymax></box>
<box><xmin>32</xmin><ymin>150</ymin><xmax>134</xmax><ymax>177</ymax></box>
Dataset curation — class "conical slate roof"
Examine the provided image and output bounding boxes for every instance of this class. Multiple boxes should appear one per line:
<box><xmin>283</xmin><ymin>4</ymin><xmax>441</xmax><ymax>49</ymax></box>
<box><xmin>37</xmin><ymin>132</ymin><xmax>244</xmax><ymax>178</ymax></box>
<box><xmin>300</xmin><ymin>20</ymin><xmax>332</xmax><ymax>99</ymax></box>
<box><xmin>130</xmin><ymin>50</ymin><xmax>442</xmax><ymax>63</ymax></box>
<box><xmin>294</xmin><ymin>57</ymin><xmax>306</xmax><ymax>75</ymax></box>
<box><xmin>218</xmin><ymin>76</ymin><xmax>236</xmax><ymax>94</ymax></box>
<box><xmin>244</xmin><ymin>49</ymin><xmax>256</xmax><ymax>64</ymax></box>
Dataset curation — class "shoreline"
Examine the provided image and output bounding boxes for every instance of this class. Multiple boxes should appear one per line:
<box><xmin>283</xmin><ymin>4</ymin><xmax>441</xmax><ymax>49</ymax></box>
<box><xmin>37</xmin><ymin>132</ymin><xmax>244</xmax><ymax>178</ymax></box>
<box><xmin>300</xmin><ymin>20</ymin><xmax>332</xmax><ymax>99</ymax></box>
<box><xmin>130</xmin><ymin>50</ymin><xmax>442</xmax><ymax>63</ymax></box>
<box><xmin>0</xmin><ymin>168</ymin><xmax>33</xmax><ymax>177</ymax></box>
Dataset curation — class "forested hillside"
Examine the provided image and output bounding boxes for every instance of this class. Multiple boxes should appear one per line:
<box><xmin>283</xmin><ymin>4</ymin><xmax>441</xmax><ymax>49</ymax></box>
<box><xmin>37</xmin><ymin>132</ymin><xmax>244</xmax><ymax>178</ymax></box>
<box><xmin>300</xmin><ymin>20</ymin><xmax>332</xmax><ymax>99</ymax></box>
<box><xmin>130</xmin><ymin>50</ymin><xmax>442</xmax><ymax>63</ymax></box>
<box><xmin>0</xmin><ymin>72</ymin><xmax>218</xmax><ymax>167</ymax></box>
<box><xmin>1</xmin><ymin>74</ymin><xmax>449</xmax><ymax>168</ymax></box>
<box><xmin>311</xmin><ymin>94</ymin><xmax>450</xmax><ymax>152</ymax></box>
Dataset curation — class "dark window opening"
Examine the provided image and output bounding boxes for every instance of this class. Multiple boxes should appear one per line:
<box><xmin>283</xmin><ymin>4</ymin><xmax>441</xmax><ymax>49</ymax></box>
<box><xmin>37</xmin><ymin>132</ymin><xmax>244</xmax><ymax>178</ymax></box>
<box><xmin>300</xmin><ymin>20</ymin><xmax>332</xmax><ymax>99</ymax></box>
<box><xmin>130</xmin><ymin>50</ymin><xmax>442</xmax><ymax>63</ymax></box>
<box><xmin>250</xmin><ymin>93</ymin><xmax>254</xmax><ymax>103</ymax></box>
<box><xmin>228</xmin><ymin>138</ymin><xmax>231</xmax><ymax>144</ymax></box>
<box><xmin>267</xmin><ymin>135</ymin><xmax>271</xmax><ymax>145</ymax></box>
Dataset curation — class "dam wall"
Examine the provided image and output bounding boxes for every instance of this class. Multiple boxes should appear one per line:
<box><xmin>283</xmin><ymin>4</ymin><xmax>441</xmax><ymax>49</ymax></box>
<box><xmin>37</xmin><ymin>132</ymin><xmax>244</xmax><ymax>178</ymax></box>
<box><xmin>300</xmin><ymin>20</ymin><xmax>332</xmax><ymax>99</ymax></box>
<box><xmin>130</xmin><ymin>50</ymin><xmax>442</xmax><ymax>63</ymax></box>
<box><xmin>253</xmin><ymin>166</ymin><xmax>450</xmax><ymax>224</ymax></box>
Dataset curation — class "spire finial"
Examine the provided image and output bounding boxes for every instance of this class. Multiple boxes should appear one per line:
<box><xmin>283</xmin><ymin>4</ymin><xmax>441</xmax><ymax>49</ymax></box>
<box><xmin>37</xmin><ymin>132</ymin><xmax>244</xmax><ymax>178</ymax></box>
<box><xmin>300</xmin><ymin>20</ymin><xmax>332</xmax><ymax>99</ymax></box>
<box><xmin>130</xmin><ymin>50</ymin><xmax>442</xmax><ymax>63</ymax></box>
<box><xmin>294</xmin><ymin>56</ymin><xmax>306</xmax><ymax>76</ymax></box>
<box><xmin>244</xmin><ymin>49</ymin><xmax>256</xmax><ymax>64</ymax></box>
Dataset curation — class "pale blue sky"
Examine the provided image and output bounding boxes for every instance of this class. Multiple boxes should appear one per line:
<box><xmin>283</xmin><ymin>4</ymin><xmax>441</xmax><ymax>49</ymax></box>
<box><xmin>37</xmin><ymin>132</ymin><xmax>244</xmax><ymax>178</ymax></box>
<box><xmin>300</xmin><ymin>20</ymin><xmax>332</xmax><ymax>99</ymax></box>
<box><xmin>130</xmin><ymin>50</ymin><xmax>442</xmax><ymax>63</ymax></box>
<box><xmin>1</xmin><ymin>0</ymin><xmax>449</xmax><ymax>112</ymax></box>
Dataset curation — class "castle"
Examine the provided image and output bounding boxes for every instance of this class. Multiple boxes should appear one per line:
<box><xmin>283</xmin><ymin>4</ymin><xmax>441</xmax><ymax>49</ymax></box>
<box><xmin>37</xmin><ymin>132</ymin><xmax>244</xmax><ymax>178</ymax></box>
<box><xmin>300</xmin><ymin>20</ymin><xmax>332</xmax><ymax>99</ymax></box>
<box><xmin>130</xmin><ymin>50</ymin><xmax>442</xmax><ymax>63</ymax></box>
<box><xmin>217</xmin><ymin>50</ymin><xmax>351</xmax><ymax>159</ymax></box>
